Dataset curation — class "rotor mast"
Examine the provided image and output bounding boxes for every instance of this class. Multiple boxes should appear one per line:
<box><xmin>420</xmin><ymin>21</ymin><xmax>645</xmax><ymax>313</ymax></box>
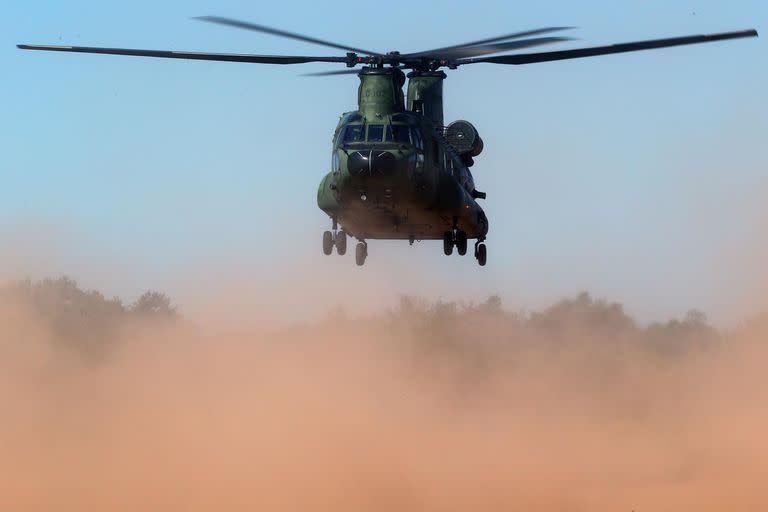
<box><xmin>356</xmin><ymin>67</ymin><xmax>406</xmax><ymax>119</ymax></box>
<box><xmin>406</xmin><ymin>71</ymin><xmax>447</xmax><ymax>127</ymax></box>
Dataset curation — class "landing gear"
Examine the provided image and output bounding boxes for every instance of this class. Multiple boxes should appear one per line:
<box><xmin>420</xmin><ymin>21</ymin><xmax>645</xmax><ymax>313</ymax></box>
<box><xmin>355</xmin><ymin>242</ymin><xmax>368</xmax><ymax>266</ymax></box>
<box><xmin>475</xmin><ymin>241</ymin><xmax>487</xmax><ymax>266</ymax></box>
<box><xmin>322</xmin><ymin>218</ymin><xmax>368</xmax><ymax>265</ymax></box>
<box><xmin>443</xmin><ymin>218</ymin><xmax>468</xmax><ymax>257</ymax></box>
<box><xmin>322</xmin><ymin>219</ymin><xmax>347</xmax><ymax>256</ymax></box>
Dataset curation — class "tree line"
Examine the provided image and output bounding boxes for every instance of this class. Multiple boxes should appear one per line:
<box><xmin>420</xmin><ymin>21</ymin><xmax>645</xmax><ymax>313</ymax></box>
<box><xmin>3</xmin><ymin>277</ymin><xmax>760</xmax><ymax>360</ymax></box>
<box><xmin>0</xmin><ymin>276</ymin><xmax>176</xmax><ymax>358</ymax></box>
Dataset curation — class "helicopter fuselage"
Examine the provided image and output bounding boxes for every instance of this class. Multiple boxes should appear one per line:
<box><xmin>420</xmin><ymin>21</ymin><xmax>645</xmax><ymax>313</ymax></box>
<box><xmin>316</xmin><ymin>68</ymin><xmax>488</xmax><ymax>243</ymax></box>
<box><xmin>317</xmin><ymin>112</ymin><xmax>487</xmax><ymax>241</ymax></box>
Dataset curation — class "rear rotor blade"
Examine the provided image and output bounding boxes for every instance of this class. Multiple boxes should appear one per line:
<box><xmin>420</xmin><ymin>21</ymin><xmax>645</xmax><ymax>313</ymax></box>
<box><xmin>195</xmin><ymin>16</ymin><xmax>382</xmax><ymax>56</ymax></box>
<box><xmin>402</xmin><ymin>26</ymin><xmax>573</xmax><ymax>58</ymax></box>
<box><xmin>457</xmin><ymin>29</ymin><xmax>758</xmax><ymax>65</ymax></box>
<box><xmin>16</xmin><ymin>44</ymin><xmax>347</xmax><ymax>64</ymax></box>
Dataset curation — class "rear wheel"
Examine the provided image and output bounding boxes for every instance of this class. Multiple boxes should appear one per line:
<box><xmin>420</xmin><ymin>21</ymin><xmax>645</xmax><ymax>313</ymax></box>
<box><xmin>456</xmin><ymin>230</ymin><xmax>468</xmax><ymax>256</ymax></box>
<box><xmin>322</xmin><ymin>231</ymin><xmax>333</xmax><ymax>255</ymax></box>
<box><xmin>476</xmin><ymin>243</ymin><xmax>487</xmax><ymax>266</ymax></box>
<box><xmin>335</xmin><ymin>230</ymin><xmax>347</xmax><ymax>255</ymax></box>
<box><xmin>443</xmin><ymin>232</ymin><xmax>454</xmax><ymax>256</ymax></box>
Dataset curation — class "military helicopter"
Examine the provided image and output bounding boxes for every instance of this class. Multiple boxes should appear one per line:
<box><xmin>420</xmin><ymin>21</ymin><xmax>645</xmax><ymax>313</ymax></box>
<box><xmin>18</xmin><ymin>18</ymin><xmax>757</xmax><ymax>266</ymax></box>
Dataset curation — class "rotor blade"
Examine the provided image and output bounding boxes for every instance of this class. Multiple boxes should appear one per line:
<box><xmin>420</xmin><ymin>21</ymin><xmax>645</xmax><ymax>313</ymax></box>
<box><xmin>456</xmin><ymin>29</ymin><xmax>758</xmax><ymax>65</ymax></box>
<box><xmin>402</xmin><ymin>26</ymin><xmax>574</xmax><ymax>58</ymax></box>
<box><xmin>195</xmin><ymin>16</ymin><xmax>382</xmax><ymax>56</ymax></box>
<box><xmin>301</xmin><ymin>68</ymin><xmax>362</xmax><ymax>76</ymax></box>
<box><xmin>17</xmin><ymin>44</ymin><xmax>347</xmax><ymax>64</ymax></box>
<box><xmin>432</xmin><ymin>36</ymin><xmax>572</xmax><ymax>60</ymax></box>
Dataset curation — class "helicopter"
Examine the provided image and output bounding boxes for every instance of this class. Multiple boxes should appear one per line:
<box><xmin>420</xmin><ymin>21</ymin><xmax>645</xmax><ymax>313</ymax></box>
<box><xmin>18</xmin><ymin>17</ymin><xmax>757</xmax><ymax>266</ymax></box>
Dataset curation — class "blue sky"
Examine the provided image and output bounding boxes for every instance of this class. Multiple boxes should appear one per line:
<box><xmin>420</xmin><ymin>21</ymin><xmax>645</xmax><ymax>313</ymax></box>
<box><xmin>2</xmin><ymin>0</ymin><xmax>766</xmax><ymax>323</ymax></box>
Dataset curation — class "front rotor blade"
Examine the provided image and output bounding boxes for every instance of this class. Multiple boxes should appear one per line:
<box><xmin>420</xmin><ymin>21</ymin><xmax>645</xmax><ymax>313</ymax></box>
<box><xmin>457</xmin><ymin>29</ymin><xmax>758</xmax><ymax>65</ymax></box>
<box><xmin>195</xmin><ymin>16</ymin><xmax>382</xmax><ymax>56</ymax></box>
<box><xmin>430</xmin><ymin>36</ymin><xmax>572</xmax><ymax>60</ymax></box>
<box><xmin>402</xmin><ymin>26</ymin><xmax>573</xmax><ymax>58</ymax></box>
<box><xmin>16</xmin><ymin>44</ymin><xmax>347</xmax><ymax>64</ymax></box>
<box><xmin>301</xmin><ymin>68</ymin><xmax>363</xmax><ymax>76</ymax></box>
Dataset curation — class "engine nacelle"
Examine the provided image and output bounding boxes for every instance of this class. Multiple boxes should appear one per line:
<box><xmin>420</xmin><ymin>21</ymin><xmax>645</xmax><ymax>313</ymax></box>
<box><xmin>445</xmin><ymin>120</ymin><xmax>484</xmax><ymax>157</ymax></box>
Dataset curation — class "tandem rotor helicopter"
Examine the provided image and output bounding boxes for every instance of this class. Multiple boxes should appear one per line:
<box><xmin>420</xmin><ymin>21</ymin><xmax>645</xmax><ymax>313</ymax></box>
<box><xmin>18</xmin><ymin>17</ymin><xmax>757</xmax><ymax>266</ymax></box>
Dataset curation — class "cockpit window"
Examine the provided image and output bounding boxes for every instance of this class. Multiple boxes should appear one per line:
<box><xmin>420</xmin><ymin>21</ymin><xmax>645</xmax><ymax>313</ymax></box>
<box><xmin>367</xmin><ymin>124</ymin><xmax>384</xmax><ymax>142</ymax></box>
<box><xmin>387</xmin><ymin>124</ymin><xmax>411</xmax><ymax>144</ymax></box>
<box><xmin>342</xmin><ymin>124</ymin><xmax>364</xmax><ymax>143</ymax></box>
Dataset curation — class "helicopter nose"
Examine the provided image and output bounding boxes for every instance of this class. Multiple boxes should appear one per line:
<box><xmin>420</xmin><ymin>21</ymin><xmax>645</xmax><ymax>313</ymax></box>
<box><xmin>347</xmin><ymin>149</ymin><xmax>398</xmax><ymax>177</ymax></box>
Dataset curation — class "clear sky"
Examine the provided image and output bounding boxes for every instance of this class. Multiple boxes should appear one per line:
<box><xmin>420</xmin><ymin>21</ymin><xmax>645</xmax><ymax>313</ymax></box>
<box><xmin>2</xmin><ymin>0</ymin><xmax>766</xmax><ymax>324</ymax></box>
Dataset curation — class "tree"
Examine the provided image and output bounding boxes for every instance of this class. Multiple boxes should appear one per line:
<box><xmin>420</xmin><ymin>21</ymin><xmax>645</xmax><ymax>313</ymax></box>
<box><xmin>130</xmin><ymin>291</ymin><xmax>176</xmax><ymax>319</ymax></box>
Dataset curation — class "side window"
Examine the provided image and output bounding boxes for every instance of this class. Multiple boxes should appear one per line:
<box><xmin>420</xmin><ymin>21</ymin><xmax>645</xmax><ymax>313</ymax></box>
<box><xmin>409</xmin><ymin>152</ymin><xmax>425</xmax><ymax>172</ymax></box>
<box><xmin>387</xmin><ymin>124</ymin><xmax>411</xmax><ymax>144</ymax></box>
<box><xmin>409</xmin><ymin>128</ymin><xmax>424</xmax><ymax>150</ymax></box>
<box><xmin>367</xmin><ymin>125</ymin><xmax>384</xmax><ymax>142</ymax></box>
<box><xmin>415</xmin><ymin>153</ymin><xmax>424</xmax><ymax>170</ymax></box>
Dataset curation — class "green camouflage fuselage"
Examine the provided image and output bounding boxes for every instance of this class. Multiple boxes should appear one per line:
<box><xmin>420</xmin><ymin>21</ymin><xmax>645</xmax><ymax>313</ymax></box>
<box><xmin>316</xmin><ymin>67</ymin><xmax>488</xmax><ymax>241</ymax></box>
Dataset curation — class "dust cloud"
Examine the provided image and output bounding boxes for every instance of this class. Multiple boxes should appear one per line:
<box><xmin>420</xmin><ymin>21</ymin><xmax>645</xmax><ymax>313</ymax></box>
<box><xmin>1</xmin><ymin>278</ymin><xmax>767</xmax><ymax>511</ymax></box>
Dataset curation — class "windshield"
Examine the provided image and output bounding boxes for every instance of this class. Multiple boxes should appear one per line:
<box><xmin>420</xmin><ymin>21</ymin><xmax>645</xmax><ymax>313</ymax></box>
<box><xmin>339</xmin><ymin>121</ymin><xmax>419</xmax><ymax>146</ymax></box>
<box><xmin>341</xmin><ymin>124</ymin><xmax>364</xmax><ymax>144</ymax></box>
<box><xmin>367</xmin><ymin>124</ymin><xmax>384</xmax><ymax>142</ymax></box>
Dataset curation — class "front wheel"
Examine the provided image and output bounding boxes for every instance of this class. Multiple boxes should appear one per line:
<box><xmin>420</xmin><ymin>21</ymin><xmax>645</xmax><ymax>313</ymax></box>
<box><xmin>322</xmin><ymin>231</ymin><xmax>333</xmax><ymax>255</ymax></box>
<box><xmin>335</xmin><ymin>231</ymin><xmax>347</xmax><ymax>255</ymax></box>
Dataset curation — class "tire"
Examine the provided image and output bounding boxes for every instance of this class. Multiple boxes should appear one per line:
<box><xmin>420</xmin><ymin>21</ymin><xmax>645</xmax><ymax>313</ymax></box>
<box><xmin>443</xmin><ymin>232</ymin><xmax>454</xmax><ymax>256</ymax></box>
<box><xmin>476</xmin><ymin>243</ymin><xmax>487</xmax><ymax>266</ymax></box>
<box><xmin>322</xmin><ymin>231</ymin><xmax>334</xmax><ymax>255</ymax></box>
<box><xmin>456</xmin><ymin>230</ymin><xmax>468</xmax><ymax>256</ymax></box>
<box><xmin>355</xmin><ymin>242</ymin><xmax>367</xmax><ymax>266</ymax></box>
<box><xmin>335</xmin><ymin>231</ymin><xmax>347</xmax><ymax>255</ymax></box>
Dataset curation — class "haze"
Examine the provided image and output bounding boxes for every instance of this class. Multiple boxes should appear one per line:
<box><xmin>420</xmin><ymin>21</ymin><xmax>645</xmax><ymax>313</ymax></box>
<box><xmin>2</xmin><ymin>282</ymin><xmax>768</xmax><ymax>510</ymax></box>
